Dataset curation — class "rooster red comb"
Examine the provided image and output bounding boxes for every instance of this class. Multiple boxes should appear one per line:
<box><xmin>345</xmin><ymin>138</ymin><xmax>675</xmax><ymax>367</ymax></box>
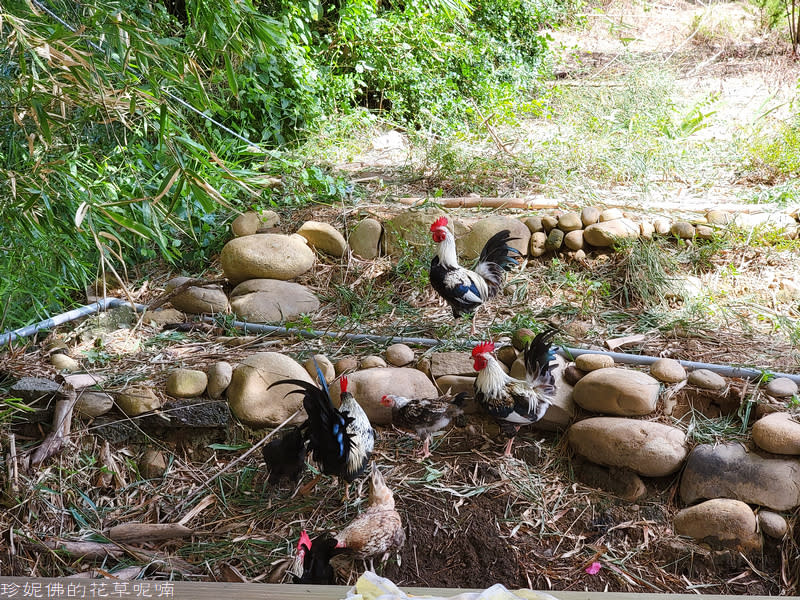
<box><xmin>471</xmin><ymin>341</ymin><xmax>495</xmax><ymax>357</ymax></box>
<box><xmin>340</xmin><ymin>376</ymin><xmax>348</xmax><ymax>393</ymax></box>
<box><xmin>430</xmin><ymin>216</ymin><xmax>448</xmax><ymax>231</ymax></box>
<box><xmin>298</xmin><ymin>530</ymin><xmax>311</xmax><ymax>551</ymax></box>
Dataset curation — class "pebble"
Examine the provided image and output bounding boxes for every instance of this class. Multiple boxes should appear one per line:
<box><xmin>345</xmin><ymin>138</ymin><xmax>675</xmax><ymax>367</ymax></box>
<box><xmin>232</xmin><ymin>212</ymin><xmax>259</xmax><ymax>237</ymax></box>
<box><xmin>575</xmin><ymin>354</ymin><xmax>614</xmax><ymax>371</ymax></box>
<box><xmin>496</xmin><ymin>346</ymin><xmax>518</xmax><ymax>368</ymax></box>
<box><xmin>140</xmin><ymin>449</ymin><xmax>168</xmax><ymax>479</ymax></box>
<box><xmin>50</xmin><ymin>353</ymin><xmax>79</xmax><ymax>371</ymax></box>
<box><xmin>671</xmin><ymin>221</ymin><xmax>695</xmax><ymax>239</ymax></box>
<box><xmin>303</xmin><ymin>354</ymin><xmax>335</xmax><ymax>383</ymax></box>
<box><xmin>334</xmin><ymin>357</ymin><xmax>359</xmax><ymax>375</ymax></box>
<box><xmin>650</xmin><ymin>358</ymin><xmax>686</xmax><ymax>383</ymax></box>
<box><xmin>207</xmin><ymin>361</ymin><xmax>233</xmax><ymax>399</ymax></box>
<box><xmin>765</xmin><ymin>377</ymin><xmax>798</xmax><ymax>398</ymax></box>
<box><xmin>541</xmin><ymin>215</ymin><xmax>559</xmax><ymax>232</ymax></box>
<box><xmin>563</xmin><ymin>364</ymin><xmax>586</xmax><ymax>386</ymax></box>
<box><xmin>581</xmin><ymin>206</ymin><xmax>601</xmax><ymax>226</ymax></box>
<box><xmin>545</xmin><ymin>228</ymin><xmax>565</xmax><ymax>251</ymax></box>
<box><xmin>758</xmin><ymin>510</ymin><xmax>788</xmax><ymax>539</ymax></box>
<box><xmin>116</xmin><ymin>386</ymin><xmax>161</xmax><ymax>416</ymax></box>
<box><xmin>557</xmin><ymin>213</ymin><xmax>582</xmax><ymax>232</ymax></box>
<box><xmin>349</xmin><ymin>218</ymin><xmax>383</xmax><ymax>259</ymax></box>
<box><xmin>524</xmin><ymin>216</ymin><xmax>543</xmax><ymax>233</ymax></box>
<box><xmin>385</xmin><ymin>343</ymin><xmax>415</xmax><ymax>367</ymax></box>
<box><xmin>529</xmin><ymin>231</ymin><xmax>547</xmax><ymax>257</ymax></box>
<box><xmin>673</xmin><ymin>499</ymin><xmax>760</xmax><ymax>551</ymax></box>
<box><xmin>687</xmin><ymin>369</ymin><xmax>726</xmax><ymax>390</ymax></box>
<box><xmin>166</xmin><ymin>369</ymin><xmax>208</xmax><ymax>398</ymax></box>
<box><xmin>297</xmin><ymin>221</ymin><xmax>348</xmax><ymax>257</ymax></box>
<box><xmin>696</xmin><ymin>225</ymin><xmax>714</xmax><ymax>240</ymax></box>
<box><xmin>752</xmin><ymin>412</ymin><xmax>800</xmax><ymax>455</ymax></box>
<box><xmin>599</xmin><ymin>208</ymin><xmax>624</xmax><ymax>222</ymax></box>
<box><xmin>706</xmin><ymin>210</ymin><xmax>733</xmax><ymax>225</ymax></box>
<box><xmin>75</xmin><ymin>391</ymin><xmax>114</xmax><ymax>417</ymax></box>
<box><xmin>653</xmin><ymin>218</ymin><xmax>672</xmax><ymax>235</ymax></box>
<box><xmin>639</xmin><ymin>221</ymin><xmax>655</xmax><ymax>239</ymax></box>
<box><xmin>360</xmin><ymin>355</ymin><xmax>387</xmax><ymax>369</ymax></box>
<box><xmin>563</xmin><ymin>230</ymin><xmax>584</xmax><ymax>251</ymax></box>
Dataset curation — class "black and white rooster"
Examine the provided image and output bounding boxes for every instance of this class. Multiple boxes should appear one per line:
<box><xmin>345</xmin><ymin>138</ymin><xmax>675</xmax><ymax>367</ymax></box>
<box><xmin>428</xmin><ymin>216</ymin><xmax>520</xmax><ymax>331</ymax></box>
<box><xmin>263</xmin><ymin>367</ymin><xmax>375</xmax><ymax>490</ymax></box>
<box><xmin>472</xmin><ymin>329</ymin><xmax>558</xmax><ymax>457</ymax></box>
<box><xmin>380</xmin><ymin>391</ymin><xmax>466</xmax><ymax>458</ymax></box>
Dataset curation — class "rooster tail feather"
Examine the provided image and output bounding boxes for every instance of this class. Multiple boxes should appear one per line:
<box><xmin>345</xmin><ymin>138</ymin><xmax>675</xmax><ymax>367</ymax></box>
<box><xmin>311</xmin><ymin>355</ymin><xmax>331</xmax><ymax>397</ymax></box>
<box><xmin>524</xmin><ymin>328</ymin><xmax>558</xmax><ymax>383</ymax></box>
<box><xmin>477</xmin><ymin>230</ymin><xmax>521</xmax><ymax>271</ymax></box>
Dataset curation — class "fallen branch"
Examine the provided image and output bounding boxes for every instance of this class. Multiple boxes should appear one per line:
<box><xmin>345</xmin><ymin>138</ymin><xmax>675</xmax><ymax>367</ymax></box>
<box><xmin>397</xmin><ymin>197</ymin><xmax>559</xmax><ymax>209</ymax></box>
<box><xmin>107</xmin><ymin>523</ymin><xmax>193</xmax><ymax>544</ymax></box>
<box><xmin>30</xmin><ymin>386</ymin><xmax>77</xmax><ymax>466</ymax></box>
<box><xmin>43</xmin><ymin>539</ymin><xmax>125</xmax><ymax>560</ymax></box>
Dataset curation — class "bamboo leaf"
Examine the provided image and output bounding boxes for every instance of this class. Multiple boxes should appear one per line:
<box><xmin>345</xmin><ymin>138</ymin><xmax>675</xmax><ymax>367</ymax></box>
<box><xmin>224</xmin><ymin>54</ymin><xmax>238</xmax><ymax>96</ymax></box>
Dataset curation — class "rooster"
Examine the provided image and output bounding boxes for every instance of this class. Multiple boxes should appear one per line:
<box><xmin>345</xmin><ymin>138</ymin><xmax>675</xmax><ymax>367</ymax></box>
<box><xmin>265</xmin><ymin>367</ymin><xmax>374</xmax><ymax>490</ymax></box>
<box><xmin>335</xmin><ymin>464</ymin><xmax>405</xmax><ymax>571</ymax></box>
<box><xmin>471</xmin><ymin>329</ymin><xmax>557</xmax><ymax>457</ymax></box>
<box><xmin>288</xmin><ymin>531</ymin><xmax>343</xmax><ymax>584</ymax></box>
<box><xmin>262</xmin><ymin>426</ymin><xmax>307</xmax><ymax>485</ymax></box>
<box><xmin>380</xmin><ymin>391</ymin><xmax>467</xmax><ymax>458</ymax></box>
<box><xmin>429</xmin><ymin>216</ymin><xmax>520</xmax><ymax>331</ymax></box>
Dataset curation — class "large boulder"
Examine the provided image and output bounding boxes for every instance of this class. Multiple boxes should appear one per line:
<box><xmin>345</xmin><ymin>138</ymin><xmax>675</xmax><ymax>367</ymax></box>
<box><xmin>680</xmin><ymin>443</ymin><xmax>800</xmax><ymax>511</ymax></box>
<box><xmin>297</xmin><ymin>221</ymin><xmax>348</xmax><ymax>257</ymax></box>
<box><xmin>328</xmin><ymin>367</ymin><xmax>438</xmax><ymax>426</ymax></box>
<box><xmin>227</xmin><ymin>352</ymin><xmax>313</xmax><ymax>427</ymax></box>
<box><xmin>220</xmin><ymin>234</ymin><xmax>315</xmax><ymax>283</ymax></box>
<box><xmin>165</xmin><ymin>277</ymin><xmax>229</xmax><ymax>314</ymax></box>
<box><xmin>573</xmin><ymin>368</ymin><xmax>660</xmax><ymax>415</ymax></box>
<box><xmin>568</xmin><ymin>417</ymin><xmax>687</xmax><ymax>477</ymax></box>
<box><xmin>752</xmin><ymin>412</ymin><xmax>800</xmax><ymax>455</ymax></box>
<box><xmin>673</xmin><ymin>499</ymin><xmax>760</xmax><ymax>552</ymax></box>
<box><xmin>383</xmin><ymin>209</ymin><xmax>467</xmax><ymax>256</ymax></box>
<box><xmin>457</xmin><ymin>216</ymin><xmax>530</xmax><ymax>260</ymax></box>
<box><xmin>229</xmin><ymin>279</ymin><xmax>319</xmax><ymax>323</ymax></box>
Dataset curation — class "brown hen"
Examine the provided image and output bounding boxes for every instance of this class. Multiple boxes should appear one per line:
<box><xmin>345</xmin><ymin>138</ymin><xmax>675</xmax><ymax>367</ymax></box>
<box><xmin>335</xmin><ymin>464</ymin><xmax>405</xmax><ymax>571</ymax></box>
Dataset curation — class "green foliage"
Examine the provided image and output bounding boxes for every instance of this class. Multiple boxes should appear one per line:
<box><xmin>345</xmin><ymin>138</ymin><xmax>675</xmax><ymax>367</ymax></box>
<box><xmin>743</xmin><ymin>120</ymin><xmax>800</xmax><ymax>180</ymax></box>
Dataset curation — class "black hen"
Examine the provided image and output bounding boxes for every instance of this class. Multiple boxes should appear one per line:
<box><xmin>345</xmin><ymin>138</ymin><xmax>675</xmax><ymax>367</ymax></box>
<box><xmin>261</xmin><ymin>426</ymin><xmax>307</xmax><ymax>484</ymax></box>
<box><xmin>429</xmin><ymin>216</ymin><xmax>520</xmax><ymax>319</ymax></box>
<box><xmin>292</xmin><ymin>532</ymin><xmax>344</xmax><ymax>584</ymax></box>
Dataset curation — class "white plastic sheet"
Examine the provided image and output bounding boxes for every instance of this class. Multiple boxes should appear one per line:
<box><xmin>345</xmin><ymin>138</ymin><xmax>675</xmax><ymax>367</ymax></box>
<box><xmin>346</xmin><ymin>571</ymin><xmax>560</xmax><ymax>600</ymax></box>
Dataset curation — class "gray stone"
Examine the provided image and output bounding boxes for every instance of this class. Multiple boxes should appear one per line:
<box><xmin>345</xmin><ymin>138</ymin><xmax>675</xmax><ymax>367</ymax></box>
<box><xmin>304</xmin><ymin>355</ymin><xmax>335</xmax><ymax>383</ymax></box>
<box><xmin>574</xmin><ymin>354</ymin><xmax>614</xmax><ymax>371</ymax></box>
<box><xmin>639</xmin><ymin>221</ymin><xmax>655</xmax><ymax>239</ymax></box>
<box><xmin>227</xmin><ymin>352</ymin><xmax>313</xmax><ymax>427</ymax></box>
<box><xmin>116</xmin><ymin>385</ymin><xmax>161</xmax><ymax>416</ymax></box>
<box><xmin>220</xmin><ymin>233</ymin><xmax>315</xmax><ymax>284</ymax></box>
<box><xmin>558</xmin><ymin>213</ymin><xmax>583</xmax><ymax>232</ymax></box>
<box><xmin>541</xmin><ymin>216</ymin><xmax>559</xmax><ymax>233</ymax></box>
<box><xmin>706</xmin><ymin>210</ymin><xmax>733</xmax><ymax>225</ymax></box>
<box><xmin>165</xmin><ymin>277</ymin><xmax>229</xmax><ymax>315</ymax></box>
<box><xmin>563</xmin><ymin>230</ymin><xmax>584</xmax><ymax>251</ymax></box>
<box><xmin>329</xmin><ymin>367</ymin><xmax>438</xmax><ymax>426</ymax></box>
<box><xmin>349</xmin><ymin>218</ymin><xmax>383</xmax><ymax>259</ymax></box>
<box><xmin>696</xmin><ymin>225</ymin><xmax>714</xmax><ymax>240</ymax></box>
<box><xmin>572</xmin><ymin>460</ymin><xmax>646</xmax><ymax>501</ymax></box>
<box><xmin>568</xmin><ymin>417</ymin><xmax>687</xmax><ymax>477</ymax></box>
<box><xmin>524</xmin><ymin>216</ymin><xmax>543</xmax><ymax>233</ymax></box>
<box><xmin>581</xmin><ymin>207</ymin><xmax>601</xmax><ymax>226</ymax></box>
<box><xmin>765</xmin><ymin>377</ymin><xmax>799</xmax><ymax>398</ymax></box>
<box><xmin>140</xmin><ymin>449</ymin><xmax>168</xmax><ymax>479</ymax></box>
<box><xmin>142</xmin><ymin>308</ymin><xmax>185</xmax><ymax>326</ymax></box>
<box><xmin>334</xmin><ymin>357</ymin><xmax>359</xmax><ymax>375</ymax></box>
<box><xmin>431</xmin><ymin>351</ymin><xmax>475</xmax><ymax>379</ymax></box>
<box><xmin>583</xmin><ymin>219</ymin><xmax>639</xmax><ymax>247</ymax></box>
<box><xmin>385</xmin><ymin>344</ymin><xmax>415</xmax><ymax>367</ymax></box>
<box><xmin>680</xmin><ymin>443</ymin><xmax>800</xmax><ymax>511</ymax></box>
<box><xmin>361</xmin><ymin>355</ymin><xmax>388</xmax><ymax>369</ymax></box>
<box><xmin>573</xmin><ymin>368</ymin><xmax>660</xmax><ymax>415</ymax></box>
<box><xmin>653</xmin><ymin>218</ymin><xmax>672</xmax><ymax>235</ymax></box>
<box><xmin>458</xmin><ymin>216</ymin><xmax>530</xmax><ymax>260</ymax></box>
<box><xmin>529</xmin><ymin>231</ymin><xmax>547</xmax><ymax>257</ymax></box>
<box><xmin>752</xmin><ymin>412</ymin><xmax>800</xmax><ymax>455</ymax></box>
<box><xmin>758</xmin><ymin>510</ymin><xmax>788</xmax><ymax>539</ymax></box>
<box><xmin>671</xmin><ymin>221</ymin><xmax>696</xmax><ymax>239</ymax></box>
<box><xmin>650</xmin><ymin>358</ymin><xmax>686</xmax><ymax>383</ymax></box>
<box><xmin>207</xmin><ymin>361</ymin><xmax>233</xmax><ymax>399</ymax></box>
<box><xmin>688</xmin><ymin>369</ymin><xmax>727</xmax><ymax>390</ymax></box>
<box><xmin>545</xmin><ymin>229</ymin><xmax>565</xmax><ymax>251</ymax></box>
<box><xmin>297</xmin><ymin>221</ymin><xmax>348</xmax><ymax>257</ymax></box>
<box><xmin>599</xmin><ymin>208</ymin><xmax>624</xmax><ymax>222</ymax></box>
<box><xmin>229</xmin><ymin>279</ymin><xmax>319</xmax><ymax>323</ymax></box>
<box><xmin>674</xmin><ymin>499</ymin><xmax>760</xmax><ymax>551</ymax></box>
<box><xmin>166</xmin><ymin>369</ymin><xmax>208</xmax><ymax>398</ymax></box>
<box><xmin>75</xmin><ymin>391</ymin><xmax>114</xmax><ymax>417</ymax></box>
<box><xmin>232</xmin><ymin>212</ymin><xmax>260</xmax><ymax>237</ymax></box>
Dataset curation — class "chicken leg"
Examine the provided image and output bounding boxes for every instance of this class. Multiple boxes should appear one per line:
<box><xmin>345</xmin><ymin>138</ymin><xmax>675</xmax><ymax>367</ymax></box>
<box><xmin>415</xmin><ymin>435</ymin><xmax>432</xmax><ymax>460</ymax></box>
<box><xmin>503</xmin><ymin>425</ymin><xmax>521</xmax><ymax>457</ymax></box>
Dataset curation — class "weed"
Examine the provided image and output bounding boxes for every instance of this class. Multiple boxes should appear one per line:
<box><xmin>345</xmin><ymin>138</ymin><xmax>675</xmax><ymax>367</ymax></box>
<box><xmin>677</xmin><ymin>407</ymin><xmax>749</xmax><ymax>446</ymax></box>
<box><xmin>612</xmin><ymin>238</ymin><xmax>677</xmax><ymax>306</ymax></box>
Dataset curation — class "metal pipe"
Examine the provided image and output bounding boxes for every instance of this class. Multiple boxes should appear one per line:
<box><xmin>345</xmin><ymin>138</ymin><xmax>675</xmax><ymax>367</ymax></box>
<box><xmin>4</xmin><ymin>299</ymin><xmax>799</xmax><ymax>385</ymax></box>
<box><xmin>0</xmin><ymin>298</ymin><xmax>147</xmax><ymax>347</ymax></box>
